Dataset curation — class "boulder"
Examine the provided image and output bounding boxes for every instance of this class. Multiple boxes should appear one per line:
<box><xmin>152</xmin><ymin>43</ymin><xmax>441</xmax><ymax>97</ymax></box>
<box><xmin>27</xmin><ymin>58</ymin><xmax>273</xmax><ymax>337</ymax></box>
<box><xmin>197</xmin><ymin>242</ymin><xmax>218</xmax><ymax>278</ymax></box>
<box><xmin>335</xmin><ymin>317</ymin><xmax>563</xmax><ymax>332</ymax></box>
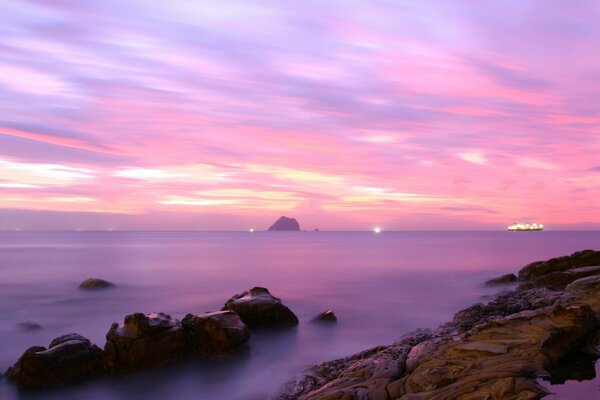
<box><xmin>311</xmin><ymin>310</ymin><xmax>337</xmax><ymax>323</ymax></box>
<box><xmin>5</xmin><ymin>333</ymin><xmax>105</xmax><ymax>388</ymax></box>
<box><xmin>268</xmin><ymin>216</ymin><xmax>300</xmax><ymax>231</ymax></box>
<box><xmin>485</xmin><ymin>273</ymin><xmax>518</xmax><ymax>285</ymax></box>
<box><xmin>79</xmin><ymin>278</ymin><xmax>116</xmax><ymax>289</ymax></box>
<box><xmin>181</xmin><ymin>310</ymin><xmax>249</xmax><ymax>356</ymax></box>
<box><xmin>223</xmin><ymin>287</ymin><xmax>299</xmax><ymax>328</ymax></box>
<box><xmin>104</xmin><ymin>312</ymin><xmax>187</xmax><ymax>372</ymax></box>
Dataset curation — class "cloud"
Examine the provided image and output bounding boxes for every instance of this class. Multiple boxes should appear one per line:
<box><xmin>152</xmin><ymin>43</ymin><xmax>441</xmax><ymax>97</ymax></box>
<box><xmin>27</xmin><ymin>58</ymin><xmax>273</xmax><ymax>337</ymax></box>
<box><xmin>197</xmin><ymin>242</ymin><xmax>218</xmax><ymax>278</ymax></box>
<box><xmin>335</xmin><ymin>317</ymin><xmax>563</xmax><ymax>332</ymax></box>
<box><xmin>1</xmin><ymin>1</ymin><xmax>600</xmax><ymax>228</ymax></box>
<box><xmin>457</xmin><ymin>152</ymin><xmax>487</xmax><ymax>165</ymax></box>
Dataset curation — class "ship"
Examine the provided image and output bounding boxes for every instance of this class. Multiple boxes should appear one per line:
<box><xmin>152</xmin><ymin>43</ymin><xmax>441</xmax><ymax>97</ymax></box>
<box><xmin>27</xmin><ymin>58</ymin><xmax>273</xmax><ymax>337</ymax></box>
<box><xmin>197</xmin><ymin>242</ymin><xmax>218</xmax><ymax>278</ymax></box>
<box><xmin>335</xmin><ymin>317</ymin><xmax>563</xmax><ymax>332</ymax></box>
<box><xmin>507</xmin><ymin>223</ymin><xmax>543</xmax><ymax>231</ymax></box>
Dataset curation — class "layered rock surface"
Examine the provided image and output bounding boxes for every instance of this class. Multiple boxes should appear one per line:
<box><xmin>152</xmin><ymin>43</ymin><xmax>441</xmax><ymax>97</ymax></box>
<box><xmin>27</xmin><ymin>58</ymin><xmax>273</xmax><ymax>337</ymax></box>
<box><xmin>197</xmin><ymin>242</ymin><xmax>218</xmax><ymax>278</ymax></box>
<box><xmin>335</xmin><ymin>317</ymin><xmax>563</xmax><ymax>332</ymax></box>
<box><xmin>278</xmin><ymin>249</ymin><xmax>600</xmax><ymax>399</ymax></box>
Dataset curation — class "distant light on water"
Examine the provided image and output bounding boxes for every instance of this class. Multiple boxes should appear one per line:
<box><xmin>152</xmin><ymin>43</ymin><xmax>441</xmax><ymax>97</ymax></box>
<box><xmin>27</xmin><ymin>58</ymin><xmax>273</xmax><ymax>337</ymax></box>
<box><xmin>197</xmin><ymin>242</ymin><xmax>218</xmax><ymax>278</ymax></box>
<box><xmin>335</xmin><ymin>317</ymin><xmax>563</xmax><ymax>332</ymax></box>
<box><xmin>249</xmin><ymin>228</ymin><xmax>255</xmax><ymax>233</ymax></box>
<box><xmin>374</xmin><ymin>227</ymin><xmax>381</xmax><ymax>234</ymax></box>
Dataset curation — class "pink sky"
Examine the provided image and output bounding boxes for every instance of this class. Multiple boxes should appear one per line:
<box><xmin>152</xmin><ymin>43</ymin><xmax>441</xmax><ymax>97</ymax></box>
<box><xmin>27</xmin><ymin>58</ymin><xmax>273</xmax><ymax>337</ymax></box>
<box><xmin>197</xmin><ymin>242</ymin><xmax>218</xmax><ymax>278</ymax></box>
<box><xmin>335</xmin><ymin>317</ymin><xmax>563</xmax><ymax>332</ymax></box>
<box><xmin>1</xmin><ymin>0</ymin><xmax>600</xmax><ymax>230</ymax></box>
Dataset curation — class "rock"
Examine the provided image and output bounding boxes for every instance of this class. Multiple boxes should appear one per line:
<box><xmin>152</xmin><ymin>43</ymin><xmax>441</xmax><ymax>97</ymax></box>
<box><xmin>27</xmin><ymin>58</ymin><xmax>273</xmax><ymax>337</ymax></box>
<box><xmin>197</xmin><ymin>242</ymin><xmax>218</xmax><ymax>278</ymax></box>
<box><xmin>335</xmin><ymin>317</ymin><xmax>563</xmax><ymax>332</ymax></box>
<box><xmin>181</xmin><ymin>310</ymin><xmax>249</xmax><ymax>356</ymax></box>
<box><xmin>17</xmin><ymin>321</ymin><xmax>42</xmax><ymax>330</ymax></box>
<box><xmin>104</xmin><ymin>312</ymin><xmax>188</xmax><ymax>372</ymax></box>
<box><xmin>222</xmin><ymin>287</ymin><xmax>299</xmax><ymax>329</ymax></box>
<box><xmin>79</xmin><ymin>278</ymin><xmax>116</xmax><ymax>289</ymax></box>
<box><xmin>311</xmin><ymin>310</ymin><xmax>337</xmax><ymax>323</ymax></box>
<box><xmin>268</xmin><ymin>216</ymin><xmax>300</xmax><ymax>231</ymax></box>
<box><xmin>518</xmin><ymin>249</ymin><xmax>600</xmax><ymax>281</ymax></box>
<box><xmin>279</xmin><ymin>250</ymin><xmax>600</xmax><ymax>399</ymax></box>
<box><xmin>5</xmin><ymin>333</ymin><xmax>105</xmax><ymax>388</ymax></box>
<box><xmin>485</xmin><ymin>273</ymin><xmax>517</xmax><ymax>285</ymax></box>
<box><xmin>531</xmin><ymin>265</ymin><xmax>600</xmax><ymax>290</ymax></box>
<box><xmin>452</xmin><ymin>287</ymin><xmax>561</xmax><ymax>333</ymax></box>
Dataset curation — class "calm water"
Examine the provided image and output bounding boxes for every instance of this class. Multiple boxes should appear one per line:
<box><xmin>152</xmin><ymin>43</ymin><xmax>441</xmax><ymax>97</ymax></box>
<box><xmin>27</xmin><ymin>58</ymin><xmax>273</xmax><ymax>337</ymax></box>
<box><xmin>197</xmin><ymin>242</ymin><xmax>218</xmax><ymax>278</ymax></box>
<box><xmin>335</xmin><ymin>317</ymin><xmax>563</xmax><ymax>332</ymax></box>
<box><xmin>0</xmin><ymin>231</ymin><xmax>598</xmax><ymax>399</ymax></box>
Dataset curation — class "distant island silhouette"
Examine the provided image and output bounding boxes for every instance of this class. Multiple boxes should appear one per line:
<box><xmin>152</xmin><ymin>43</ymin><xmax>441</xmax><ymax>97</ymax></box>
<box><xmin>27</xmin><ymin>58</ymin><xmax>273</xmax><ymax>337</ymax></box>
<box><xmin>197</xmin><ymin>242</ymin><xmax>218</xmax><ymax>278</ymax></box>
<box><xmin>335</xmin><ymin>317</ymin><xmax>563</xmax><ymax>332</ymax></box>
<box><xmin>268</xmin><ymin>216</ymin><xmax>300</xmax><ymax>231</ymax></box>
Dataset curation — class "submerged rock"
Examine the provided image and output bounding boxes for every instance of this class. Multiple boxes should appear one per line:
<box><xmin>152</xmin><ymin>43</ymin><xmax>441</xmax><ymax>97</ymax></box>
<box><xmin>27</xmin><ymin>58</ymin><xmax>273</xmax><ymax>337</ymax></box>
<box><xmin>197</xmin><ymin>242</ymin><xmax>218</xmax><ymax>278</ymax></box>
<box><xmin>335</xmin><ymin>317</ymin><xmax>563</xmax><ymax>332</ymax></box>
<box><xmin>5</xmin><ymin>333</ymin><xmax>105</xmax><ymax>388</ymax></box>
<box><xmin>79</xmin><ymin>278</ymin><xmax>116</xmax><ymax>289</ymax></box>
<box><xmin>223</xmin><ymin>287</ymin><xmax>299</xmax><ymax>328</ymax></box>
<box><xmin>268</xmin><ymin>216</ymin><xmax>300</xmax><ymax>231</ymax></box>
<box><xmin>182</xmin><ymin>310</ymin><xmax>250</xmax><ymax>356</ymax></box>
<box><xmin>485</xmin><ymin>273</ymin><xmax>518</xmax><ymax>285</ymax></box>
<box><xmin>104</xmin><ymin>312</ymin><xmax>187</xmax><ymax>372</ymax></box>
<box><xmin>311</xmin><ymin>310</ymin><xmax>337</xmax><ymax>323</ymax></box>
<box><xmin>17</xmin><ymin>321</ymin><xmax>42</xmax><ymax>330</ymax></box>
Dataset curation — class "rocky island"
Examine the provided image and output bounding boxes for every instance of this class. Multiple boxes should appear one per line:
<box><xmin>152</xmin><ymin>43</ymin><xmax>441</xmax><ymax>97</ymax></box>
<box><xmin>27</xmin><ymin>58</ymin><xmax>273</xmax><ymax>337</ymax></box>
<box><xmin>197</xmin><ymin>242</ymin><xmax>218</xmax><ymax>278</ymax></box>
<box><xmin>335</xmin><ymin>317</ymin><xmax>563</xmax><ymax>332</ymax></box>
<box><xmin>278</xmin><ymin>249</ymin><xmax>600</xmax><ymax>399</ymax></box>
<box><xmin>269</xmin><ymin>216</ymin><xmax>301</xmax><ymax>231</ymax></box>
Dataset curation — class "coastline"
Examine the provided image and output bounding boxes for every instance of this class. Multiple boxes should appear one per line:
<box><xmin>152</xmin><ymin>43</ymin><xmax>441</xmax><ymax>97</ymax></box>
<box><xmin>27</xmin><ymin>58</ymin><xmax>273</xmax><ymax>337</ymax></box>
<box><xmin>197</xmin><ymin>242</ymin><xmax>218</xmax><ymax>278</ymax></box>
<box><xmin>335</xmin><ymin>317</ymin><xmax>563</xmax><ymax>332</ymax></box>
<box><xmin>277</xmin><ymin>250</ymin><xmax>600</xmax><ymax>399</ymax></box>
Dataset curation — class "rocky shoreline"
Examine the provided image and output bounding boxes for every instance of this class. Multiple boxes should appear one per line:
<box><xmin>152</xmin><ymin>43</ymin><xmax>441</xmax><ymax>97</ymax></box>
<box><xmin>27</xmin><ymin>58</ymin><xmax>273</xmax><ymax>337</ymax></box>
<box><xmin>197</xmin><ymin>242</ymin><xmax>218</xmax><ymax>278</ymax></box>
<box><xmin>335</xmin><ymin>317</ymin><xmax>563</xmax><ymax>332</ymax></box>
<box><xmin>4</xmin><ymin>250</ymin><xmax>600</xmax><ymax>399</ymax></box>
<box><xmin>277</xmin><ymin>249</ymin><xmax>600</xmax><ymax>399</ymax></box>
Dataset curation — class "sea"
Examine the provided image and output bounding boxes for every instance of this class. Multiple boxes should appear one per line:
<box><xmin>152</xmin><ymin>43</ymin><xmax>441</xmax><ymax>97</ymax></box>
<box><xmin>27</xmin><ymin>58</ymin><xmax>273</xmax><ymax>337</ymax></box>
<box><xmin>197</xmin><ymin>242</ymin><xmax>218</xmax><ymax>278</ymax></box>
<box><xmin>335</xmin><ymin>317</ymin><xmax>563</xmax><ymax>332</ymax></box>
<box><xmin>0</xmin><ymin>230</ymin><xmax>598</xmax><ymax>399</ymax></box>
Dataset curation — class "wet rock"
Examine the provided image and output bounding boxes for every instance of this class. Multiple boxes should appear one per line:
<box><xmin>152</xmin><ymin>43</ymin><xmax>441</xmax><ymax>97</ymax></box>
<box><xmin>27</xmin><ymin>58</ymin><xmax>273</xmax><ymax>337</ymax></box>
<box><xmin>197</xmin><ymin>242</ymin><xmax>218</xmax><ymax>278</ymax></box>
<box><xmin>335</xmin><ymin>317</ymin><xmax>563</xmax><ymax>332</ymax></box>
<box><xmin>223</xmin><ymin>287</ymin><xmax>298</xmax><ymax>329</ymax></box>
<box><xmin>485</xmin><ymin>273</ymin><xmax>517</xmax><ymax>285</ymax></box>
<box><xmin>5</xmin><ymin>333</ymin><xmax>105</xmax><ymax>388</ymax></box>
<box><xmin>311</xmin><ymin>310</ymin><xmax>337</xmax><ymax>323</ymax></box>
<box><xmin>79</xmin><ymin>278</ymin><xmax>116</xmax><ymax>289</ymax></box>
<box><xmin>181</xmin><ymin>310</ymin><xmax>249</xmax><ymax>356</ymax></box>
<box><xmin>268</xmin><ymin>216</ymin><xmax>300</xmax><ymax>231</ymax></box>
<box><xmin>17</xmin><ymin>321</ymin><xmax>42</xmax><ymax>330</ymax></box>
<box><xmin>104</xmin><ymin>312</ymin><xmax>187</xmax><ymax>372</ymax></box>
<box><xmin>518</xmin><ymin>249</ymin><xmax>600</xmax><ymax>281</ymax></box>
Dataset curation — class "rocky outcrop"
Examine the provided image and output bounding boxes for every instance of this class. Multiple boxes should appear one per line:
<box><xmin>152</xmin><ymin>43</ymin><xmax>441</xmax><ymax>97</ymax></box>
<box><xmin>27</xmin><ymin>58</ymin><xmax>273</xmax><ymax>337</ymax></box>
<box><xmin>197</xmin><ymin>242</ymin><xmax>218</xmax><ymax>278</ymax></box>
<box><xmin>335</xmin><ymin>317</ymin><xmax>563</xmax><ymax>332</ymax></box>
<box><xmin>269</xmin><ymin>216</ymin><xmax>300</xmax><ymax>231</ymax></box>
<box><xmin>79</xmin><ymin>278</ymin><xmax>116</xmax><ymax>289</ymax></box>
<box><xmin>223</xmin><ymin>287</ymin><xmax>299</xmax><ymax>329</ymax></box>
<box><xmin>518</xmin><ymin>249</ymin><xmax>600</xmax><ymax>281</ymax></box>
<box><xmin>485</xmin><ymin>273</ymin><xmax>517</xmax><ymax>285</ymax></box>
<box><xmin>104</xmin><ymin>312</ymin><xmax>188</xmax><ymax>373</ymax></box>
<box><xmin>278</xmin><ymin>250</ymin><xmax>600</xmax><ymax>400</ymax></box>
<box><xmin>5</xmin><ymin>333</ymin><xmax>105</xmax><ymax>388</ymax></box>
<box><xmin>311</xmin><ymin>310</ymin><xmax>337</xmax><ymax>323</ymax></box>
<box><xmin>182</xmin><ymin>310</ymin><xmax>250</xmax><ymax>356</ymax></box>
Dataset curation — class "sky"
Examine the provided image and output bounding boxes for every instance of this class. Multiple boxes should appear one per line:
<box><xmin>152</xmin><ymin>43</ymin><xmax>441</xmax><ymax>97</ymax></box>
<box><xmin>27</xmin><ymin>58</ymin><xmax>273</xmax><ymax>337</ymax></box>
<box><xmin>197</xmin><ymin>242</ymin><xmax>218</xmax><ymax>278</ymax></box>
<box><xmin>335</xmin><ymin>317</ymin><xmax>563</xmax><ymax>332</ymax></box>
<box><xmin>1</xmin><ymin>0</ymin><xmax>600</xmax><ymax>230</ymax></box>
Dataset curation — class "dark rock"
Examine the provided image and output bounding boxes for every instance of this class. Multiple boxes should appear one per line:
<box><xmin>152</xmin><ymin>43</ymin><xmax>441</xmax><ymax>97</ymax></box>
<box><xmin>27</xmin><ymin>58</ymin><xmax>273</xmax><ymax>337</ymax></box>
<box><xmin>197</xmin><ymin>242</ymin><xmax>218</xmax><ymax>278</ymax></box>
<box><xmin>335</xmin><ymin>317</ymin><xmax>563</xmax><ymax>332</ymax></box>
<box><xmin>181</xmin><ymin>310</ymin><xmax>249</xmax><ymax>356</ymax></box>
<box><xmin>311</xmin><ymin>310</ymin><xmax>337</xmax><ymax>323</ymax></box>
<box><xmin>518</xmin><ymin>249</ymin><xmax>600</xmax><ymax>281</ymax></box>
<box><xmin>79</xmin><ymin>278</ymin><xmax>116</xmax><ymax>290</ymax></box>
<box><xmin>268</xmin><ymin>216</ymin><xmax>300</xmax><ymax>231</ymax></box>
<box><xmin>104</xmin><ymin>312</ymin><xmax>187</xmax><ymax>373</ymax></box>
<box><xmin>223</xmin><ymin>287</ymin><xmax>299</xmax><ymax>329</ymax></box>
<box><xmin>17</xmin><ymin>321</ymin><xmax>42</xmax><ymax>331</ymax></box>
<box><xmin>485</xmin><ymin>273</ymin><xmax>517</xmax><ymax>285</ymax></box>
<box><xmin>531</xmin><ymin>265</ymin><xmax>600</xmax><ymax>290</ymax></box>
<box><xmin>544</xmin><ymin>350</ymin><xmax>598</xmax><ymax>384</ymax></box>
<box><xmin>5</xmin><ymin>334</ymin><xmax>105</xmax><ymax>388</ymax></box>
